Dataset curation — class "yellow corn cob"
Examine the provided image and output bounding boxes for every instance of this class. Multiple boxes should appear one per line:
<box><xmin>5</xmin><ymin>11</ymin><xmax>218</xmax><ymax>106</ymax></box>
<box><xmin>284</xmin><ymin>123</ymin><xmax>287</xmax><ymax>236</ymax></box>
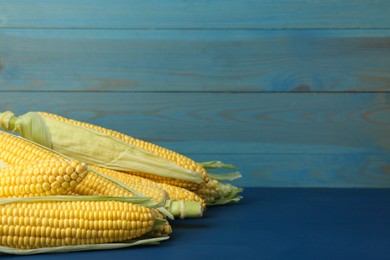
<box><xmin>90</xmin><ymin>165</ymin><xmax>206</xmax><ymax>208</ymax></box>
<box><xmin>125</xmin><ymin>171</ymin><xmax>199</xmax><ymax>191</ymax></box>
<box><xmin>0</xmin><ymin>198</ymin><xmax>169</xmax><ymax>250</ymax></box>
<box><xmin>0</xmin><ymin>111</ymin><xmax>207</xmax><ymax>188</ymax></box>
<box><xmin>87</xmin><ymin>166</ymin><xmax>204</xmax><ymax>218</ymax></box>
<box><xmin>128</xmin><ymin>171</ymin><xmax>219</xmax><ymax>204</ymax></box>
<box><xmin>0</xmin><ymin>131</ymin><xmax>202</xmax><ymax>218</ymax></box>
<box><xmin>0</xmin><ymin>112</ymin><xmax>242</xmax><ymax>205</ymax></box>
<box><xmin>127</xmin><ymin>171</ymin><xmax>243</xmax><ymax>206</ymax></box>
<box><xmin>0</xmin><ymin>166</ymin><xmax>192</xmax><ymax>220</ymax></box>
<box><xmin>39</xmin><ymin>111</ymin><xmax>210</xmax><ymax>186</ymax></box>
<box><xmin>126</xmin><ymin>161</ymin><xmax>244</xmax><ymax>205</ymax></box>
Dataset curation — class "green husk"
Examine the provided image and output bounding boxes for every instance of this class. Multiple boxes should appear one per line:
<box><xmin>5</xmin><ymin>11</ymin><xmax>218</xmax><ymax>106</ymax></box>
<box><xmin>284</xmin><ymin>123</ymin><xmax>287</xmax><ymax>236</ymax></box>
<box><xmin>199</xmin><ymin>160</ymin><xmax>243</xmax><ymax>204</ymax></box>
<box><xmin>0</xmin><ymin>111</ymin><xmax>202</xmax><ymax>184</ymax></box>
<box><xmin>200</xmin><ymin>160</ymin><xmax>237</xmax><ymax>170</ymax></box>
<box><xmin>199</xmin><ymin>160</ymin><xmax>242</xmax><ymax>181</ymax></box>
<box><xmin>206</xmin><ymin>182</ymin><xmax>243</xmax><ymax>206</ymax></box>
<box><xmin>0</xmin><ymin>195</ymin><xmax>158</xmax><ymax>207</ymax></box>
<box><xmin>0</xmin><ymin>237</ymin><xmax>169</xmax><ymax>255</ymax></box>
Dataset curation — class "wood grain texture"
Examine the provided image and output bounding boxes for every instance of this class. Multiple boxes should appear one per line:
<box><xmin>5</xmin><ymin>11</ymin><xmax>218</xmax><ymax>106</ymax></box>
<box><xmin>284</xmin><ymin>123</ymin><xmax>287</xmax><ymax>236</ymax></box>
<box><xmin>1</xmin><ymin>29</ymin><xmax>390</xmax><ymax>92</ymax></box>
<box><xmin>0</xmin><ymin>92</ymin><xmax>388</xmax><ymax>187</ymax></box>
<box><xmin>0</xmin><ymin>92</ymin><xmax>388</xmax><ymax>154</ymax></box>
<box><xmin>0</xmin><ymin>0</ymin><xmax>389</xmax><ymax>29</ymax></box>
<box><xmin>1</xmin><ymin>1</ymin><xmax>389</xmax><ymax>188</ymax></box>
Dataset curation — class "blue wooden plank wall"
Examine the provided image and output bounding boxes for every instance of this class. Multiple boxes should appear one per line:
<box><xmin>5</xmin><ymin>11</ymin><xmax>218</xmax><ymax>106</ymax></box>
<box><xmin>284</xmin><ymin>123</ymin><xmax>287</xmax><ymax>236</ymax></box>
<box><xmin>0</xmin><ymin>0</ymin><xmax>389</xmax><ymax>187</ymax></box>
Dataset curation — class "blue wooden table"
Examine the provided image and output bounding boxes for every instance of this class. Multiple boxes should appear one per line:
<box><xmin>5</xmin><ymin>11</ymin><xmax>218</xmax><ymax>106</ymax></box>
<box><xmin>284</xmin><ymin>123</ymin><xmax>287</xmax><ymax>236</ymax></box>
<box><xmin>4</xmin><ymin>188</ymin><xmax>387</xmax><ymax>260</ymax></box>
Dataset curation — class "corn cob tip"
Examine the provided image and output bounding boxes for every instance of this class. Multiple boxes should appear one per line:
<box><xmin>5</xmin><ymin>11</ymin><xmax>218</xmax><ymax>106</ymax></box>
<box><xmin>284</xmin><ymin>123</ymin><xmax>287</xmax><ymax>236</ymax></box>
<box><xmin>195</xmin><ymin>179</ymin><xmax>243</xmax><ymax>206</ymax></box>
<box><xmin>0</xmin><ymin>111</ymin><xmax>16</xmax><ymax>131</ymax></box>
<box><xmin>149</xmin><ymin>218</ymin><xmax>173</xmax><ymax>237</ymax></box>
<box><xmin>208</xmin><ymin>182</ymin><xmax>243</xmax><ymax>206</ymax></box>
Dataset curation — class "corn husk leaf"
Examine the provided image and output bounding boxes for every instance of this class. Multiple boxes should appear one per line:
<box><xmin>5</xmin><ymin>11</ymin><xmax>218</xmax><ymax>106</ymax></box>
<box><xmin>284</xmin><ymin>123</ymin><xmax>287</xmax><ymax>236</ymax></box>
<box><xmin>200</xmin><ymin>160</ymin><xmax>237</xmax><ymax>170</ymax></box>
<box><xmin>0</xmin><ymin>111</ymin><xmax>202</xmax><ymax>184</ymax></box>
<box><xmin>0</xmin><ymin>237</ymin><xmax>169</xmax><ymax>255</ymax></box>
<box><xmin>199</xmin><ymin>161</ymin><xmax>242</xmax><ymax>181</ymax></box>
<box><xmin>0</xmin><ymin>195</ymin><xmax>159</xmax><ymax>207</ymax></box>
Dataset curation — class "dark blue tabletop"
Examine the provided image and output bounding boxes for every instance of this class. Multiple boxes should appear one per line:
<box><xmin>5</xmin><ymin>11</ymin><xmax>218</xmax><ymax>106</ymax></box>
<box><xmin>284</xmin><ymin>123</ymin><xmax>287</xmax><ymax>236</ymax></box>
<box><xmin>2</xmin><ymin>188</ymin><xmax>390</xmax><ymax>260</ymax></box>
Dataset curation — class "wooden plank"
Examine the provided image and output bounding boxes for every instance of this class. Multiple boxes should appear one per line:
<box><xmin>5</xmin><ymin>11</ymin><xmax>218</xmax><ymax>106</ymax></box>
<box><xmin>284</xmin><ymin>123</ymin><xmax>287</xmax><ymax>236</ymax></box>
<box><xmin>1</xmin><ymin>29</ymin><xmax>390</xmax><ymax>92</ymax></box>
<box><xmin>0</xmin><ymin>0</ymin><xmax>389</xmax><ymax>29</ymax></box>
<box><xmin>192</xmin><ymin>154</ymin><xmax>390</xmax><ymax>187</ymax></box>
<box><xmin>0</xmin><ymin>92</ymin><xmax>388</xmax><ymax>154</ymax></box>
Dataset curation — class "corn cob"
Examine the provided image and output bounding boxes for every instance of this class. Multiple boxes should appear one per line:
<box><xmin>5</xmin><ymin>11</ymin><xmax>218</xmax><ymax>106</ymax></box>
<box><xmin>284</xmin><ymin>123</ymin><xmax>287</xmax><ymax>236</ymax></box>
<box><xmin>75</xmin><ymin>167</ymin><xmax>203</xmax><ymax>219</ymax></box>
<box><xmin>129</xmin><ymin>161</ymin><xmax>243</xmax><ymax>205</ymax></box>
<box><xmin>121</xmin><ymin>171</ymin><xmax>219</xmax><ymax>205</ymax></box>
<box><xmin>0</xmin><ymin>131</ymin><xmax>203</xmax><ymax>218</ymax></box>
<box><xmin>0</xmin><ymin>111</ymin><xmax>242</xmax><ymax>205</ymax></box>
<box><xmin>128</xmin><ymin>171</ymin><xmax>242</xmax><ymax>206</ymax></box>
<box><xmin>90</xmin><ymin>165</ymin><xmax>205</xmax><ymax>218</ymax></box>
<box><xmin>0</xmin><ymin>196</ymin><xmax>170</xmax><ymax>251</ymax></box>
<box><xmin>0</xmin><ymin>111</ymin><xmax>203</xmax><ymax>185</ymax></box>
<box><xmin>90</xmin><ymin>165</ymin><xmax>205</xmax><ymax>207</ymax></box>
<box><xmin>39</xmin><ymin>112</ymin><xmax>210</xmax><ymax>183</ymax></box>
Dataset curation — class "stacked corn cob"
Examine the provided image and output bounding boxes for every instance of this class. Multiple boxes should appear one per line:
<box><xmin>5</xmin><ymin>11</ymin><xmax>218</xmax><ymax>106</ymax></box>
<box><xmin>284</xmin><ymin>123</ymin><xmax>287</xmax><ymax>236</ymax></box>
<box><xmin>0</xmin><ymin>111</ymin><xmax>242</xmax><ymax>254</ymax></box>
